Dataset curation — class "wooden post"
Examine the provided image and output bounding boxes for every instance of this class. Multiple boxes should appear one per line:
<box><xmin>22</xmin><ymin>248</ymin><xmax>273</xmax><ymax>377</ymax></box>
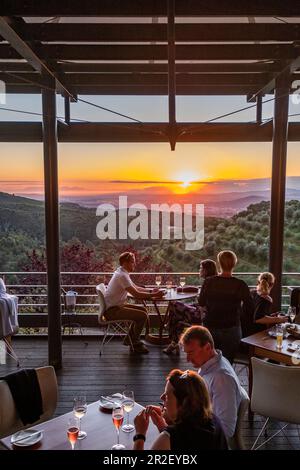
<box><xmin>64</xmin><ymin>95</ymin><xmax>70</xmax><ymax>125</ymax></box>
<box><xmin>256</xmin><ymin>94</ymin><xmax>262</xmax><ymax>124</ymax></box>
<box><xmin>167</xmin><ymin>0</ymin><xmax>176</xmax><ymax>151</ymax></box>
<box><xmin>269</xmin><ymin>72</ymin><xmax>290</xmax><ymax>311</ymax></box>
<box><xmin>42</xmin><ymin>78</ymin><xmax>62</xmax><ymax>369</ymax></box>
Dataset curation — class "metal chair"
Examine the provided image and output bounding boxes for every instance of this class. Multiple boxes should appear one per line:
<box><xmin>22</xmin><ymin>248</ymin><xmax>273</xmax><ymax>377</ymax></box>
<box><xmin>250</xmin><ymin>357</ymin><xmax>300</xmax><ymax>450</ymax></box>
<box><xmin>96</xmin><ymin>284</ymin><xmax>134</xmax><ymax>355</ymax></box>
<box><xmin>0</xmin><ymin>366</ymin><xmax>58</xmax><ymax>438</ymax></box>
<box><xmin>228</xmin><ymin>387</ymin><xmax>250</xmax><ymax>450</ymax></box>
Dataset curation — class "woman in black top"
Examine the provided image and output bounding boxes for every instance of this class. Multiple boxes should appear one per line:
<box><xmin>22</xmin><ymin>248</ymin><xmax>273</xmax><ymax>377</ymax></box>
<box><xmin>199</xmin><ymin>250</ymin><xmax>254</xmax><ymax>363</ymax></box>
<box><xmin>251</xmin><ymin>272</ymin><xmax>287</xmax><ymax>333</ymax></box>
<box><xmin>163</xmin><ymin>259</ymin><xmax>217</xmax><ymax>355</ymax></box>
<box><xmin>133</xmin><ymin>369</ymin><xmax>228</xmax><ymax>450</ymax></box>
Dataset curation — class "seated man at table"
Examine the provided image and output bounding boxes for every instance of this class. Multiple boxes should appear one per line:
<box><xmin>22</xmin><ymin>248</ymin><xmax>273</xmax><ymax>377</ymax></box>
<box><xmin>180</xmin><ymin>325</ymin><xmax>245</xmax><ymax>440</ymax></box>
<box><xmin>104</xmin><ymin>252</ymin><xmax>164</xmax><ymax>354</ymax></box>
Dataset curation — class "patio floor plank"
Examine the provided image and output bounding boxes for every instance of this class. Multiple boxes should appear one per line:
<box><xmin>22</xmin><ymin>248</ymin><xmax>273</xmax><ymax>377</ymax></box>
<box><xmin>1</xmin><ymin>337</ymin><xmax>299</xmax><ymax>451</ymax></box>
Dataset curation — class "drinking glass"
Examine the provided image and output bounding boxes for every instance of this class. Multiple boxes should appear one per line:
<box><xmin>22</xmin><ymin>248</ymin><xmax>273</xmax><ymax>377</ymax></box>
<box><xmin>288</xmin><ymin>306</ymin><xmax>296</xmax><ymax>324</ymax></box>
<box><xmin>67</xmin><ymin>416</ymin><xmax>79</xmax><ymax>450</ymax></box>
<box><xmin>122</xmin><ymin>390</ymin><xmax>135</xmax><ymax>433</ymax></box>
<box><xmin>276</xmin><ymin>325</ymin><xmax>283</xmax><ymax>350</ymax></box>
<box><xmin>155</xmin><ymin>275</ymin><xmax>162</xmax><ymax>287</ymax></box>
<box><xmin>179</xmin><ymin>276</ymin><xmax>186</xmax><ymax>288</ymax></box>
<box><xmin>166</xmin><ymin>279</ymin><xmax>172</xmax><ymax>292</ymax></box>
<box><xmin>111</xmin><ymin>406</ymin><xmax>126</xmax><ymax>450</ymax></box>
<box><xmin>73</xmin><ymin>395</ymin><xmax>87</xmax><ymax>439</ymax></box>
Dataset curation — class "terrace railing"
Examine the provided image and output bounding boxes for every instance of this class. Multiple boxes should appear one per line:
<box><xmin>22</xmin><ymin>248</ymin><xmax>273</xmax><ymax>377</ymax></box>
<box><xmin>0</xmin><ymin>271</ymin><xmax>297</xmax><ymax>330</ymax></box>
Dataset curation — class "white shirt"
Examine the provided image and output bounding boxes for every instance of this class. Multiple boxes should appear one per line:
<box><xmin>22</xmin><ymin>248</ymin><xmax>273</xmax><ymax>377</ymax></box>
<box><xmin>104</xmin><ymin>266</ymin><xmax>134</xmax><ymax>310</ymax></box>
<box><xmin>198</xmin><ymin>350</ymin><xmax>243</xmax><ymax>438</ymax></box>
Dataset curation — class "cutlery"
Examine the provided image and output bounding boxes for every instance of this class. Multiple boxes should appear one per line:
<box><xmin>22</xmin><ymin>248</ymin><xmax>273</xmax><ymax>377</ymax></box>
<box><xmin>12</xmin><ymin>430</ymin><xmax>42</xmax><ymax>445</ymax></box>
<box><xmin>100</xmin><ymin>396</ymin><xmax>121</xmax><ymax>406</ymax></box>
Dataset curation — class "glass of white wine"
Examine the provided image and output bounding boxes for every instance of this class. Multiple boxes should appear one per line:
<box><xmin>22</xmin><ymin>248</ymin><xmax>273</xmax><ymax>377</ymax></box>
<box><xmin>179</xmin><ymin>276</ymin><xmax>186</xmax><ymax>288</ymax></box>
<box><xmin>121</xmin><ymin>390</ymin><xmax>135</xmax><ymax>433</ymax></box>
<box><xmin>73</xmin><ymin>395</ymin><xmax>87</xmax><ymax>439</ymax></box>
<box><xmin>155</xmin><ymin>275</ymin><xmax>162</xmax><ymax>287</ymax></box>
<box><xmin>288</xmin><ymin>306</ymin><xmax>296</xmax><ymax>324</ymax></box>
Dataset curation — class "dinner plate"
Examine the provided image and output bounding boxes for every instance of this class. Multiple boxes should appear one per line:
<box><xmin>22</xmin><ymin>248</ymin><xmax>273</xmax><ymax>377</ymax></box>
<box><xmin>287</xmin><ymin>342</ymin><xmax>300</xmax><ymax>352</ymax></box>
<box><xmin>11</xmin><ymin>429</ymin><xmax>43</xmax><ymax>447</ymax></box>
<box><xmin>99</xmin><ymin>393</ymin><xmax>122</xmax><ymax>412</ymax></box>
<box><xmin>268</xmin><ymin>330</ymin><xmax>288</xmax><ymax>339</ymax></box>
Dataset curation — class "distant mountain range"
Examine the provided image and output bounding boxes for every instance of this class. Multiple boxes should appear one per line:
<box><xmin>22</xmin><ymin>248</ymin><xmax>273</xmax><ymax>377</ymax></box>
<box><xmin>3</xmin><ymin>176</ymin><xmax>300</xmax><ymax>217</ymax></box>
<box><xmin>57</xmin><ymin>188</ymin><xmax>300</xmax><ymax>217</ymax></box>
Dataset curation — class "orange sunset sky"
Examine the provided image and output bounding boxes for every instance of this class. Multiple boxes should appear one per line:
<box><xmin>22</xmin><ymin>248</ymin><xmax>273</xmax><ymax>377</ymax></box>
<box><xmin>1</xmin><ymin>94</ymin><xmax>300</xmax><ymax>197</ymax></box>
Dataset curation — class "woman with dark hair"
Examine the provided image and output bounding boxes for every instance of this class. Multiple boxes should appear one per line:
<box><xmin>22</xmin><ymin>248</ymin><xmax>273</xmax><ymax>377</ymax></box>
<box><xmin>133</xmin><ymin>369</ymin><xmax>228</xmax><ymax>450</ymax></box>
<box><xmin>163</xmin><ymin>259</ymin><xmax>218</xmax><ymax>355</ymax></box>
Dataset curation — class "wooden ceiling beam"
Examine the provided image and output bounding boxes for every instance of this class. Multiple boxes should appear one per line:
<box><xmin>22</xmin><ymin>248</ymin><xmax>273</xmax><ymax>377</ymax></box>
<box><xmin>1</xmin><ymin>0</ymin><xmax>300</xmax><ymax>17</ymax></box>
<box><xmin>1</xmin><ymin>121</ymin><xmax>300</xmax><ymax>143</ymax></box>
<box><xmin>0</xmin><ymin>43</ymin><xmax>296</xmax><ymax>61</ymax></box>
<box><xmin>11</xmin><ymin>22</ymin><xmax>300</xmax><ymax>43</ymax></box>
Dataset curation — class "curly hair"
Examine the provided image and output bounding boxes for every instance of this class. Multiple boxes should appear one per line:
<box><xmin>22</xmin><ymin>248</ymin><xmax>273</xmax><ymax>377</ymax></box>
<box><xmin>257</xmin><ymin>272</ymin><xmax>275</xmax><ymax>296</ymax></box>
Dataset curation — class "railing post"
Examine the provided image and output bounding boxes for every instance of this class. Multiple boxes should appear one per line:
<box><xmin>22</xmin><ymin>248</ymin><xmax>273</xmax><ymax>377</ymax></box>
<box><xmin>269</xmin><ymin>71</ymin><xmax>290</xmax><ymax>311</ymax></box>
<box><xmin>42</xmin><ymin>77</ymin><xmax>62</xmax><ymax>369</ymax></box>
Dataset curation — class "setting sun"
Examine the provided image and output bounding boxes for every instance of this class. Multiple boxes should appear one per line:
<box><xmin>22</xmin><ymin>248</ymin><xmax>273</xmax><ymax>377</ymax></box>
<box><xmin>181</xmin><ymin>178</ymin><xmax>191</xmax><ymax>188</ymax></box>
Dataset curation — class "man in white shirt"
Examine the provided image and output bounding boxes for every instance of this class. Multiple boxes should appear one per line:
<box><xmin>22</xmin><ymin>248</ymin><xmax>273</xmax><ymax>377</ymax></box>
<box><xmin>180</xmin><ymin>325</ymin><xmax>245</xmax><ymax>440</ymax></box>
<box><xmin>104</xmin><ymin>252</ymin><xmax>164</xmax><ymax>354</ymax></box>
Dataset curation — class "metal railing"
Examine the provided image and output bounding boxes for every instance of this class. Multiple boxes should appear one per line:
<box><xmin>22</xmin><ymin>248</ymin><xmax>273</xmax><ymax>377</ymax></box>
<box><xmin>0</xmin><ymin>271</ymin><xmax>298</xmax><ymax>315</ymax></box>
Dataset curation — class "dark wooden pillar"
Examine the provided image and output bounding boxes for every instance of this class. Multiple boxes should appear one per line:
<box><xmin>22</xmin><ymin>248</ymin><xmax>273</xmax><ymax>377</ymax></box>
<box><xmin>256</xmin><ymin>94</ymin><xmax>262</xmax><ymax>124</ymax></box>
<box><xmin>167</xmin><ymin>0</ymin><xmax>176</xmax><ymax>151</ymax></box>
<box><xmin>42</xmin><ymin>79</ymin><xmax>62</xmax><ymax>369</ymax></box>
<box><xmin>269</xmin><ymin>72</ymin><xmax>290</xmax><ymax>311</ymax></box>
<box><xmin>64</xmin><ymin>96</ymin><xmax>70</xmax><ymax>125</ymax></box>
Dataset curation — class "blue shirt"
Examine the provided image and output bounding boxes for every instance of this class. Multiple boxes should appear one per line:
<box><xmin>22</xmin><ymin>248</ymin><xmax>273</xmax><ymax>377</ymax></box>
<box><xmin>198</xmin><ymin>350</ymin><xmax>243</xmax><ymax>438</ymax></box>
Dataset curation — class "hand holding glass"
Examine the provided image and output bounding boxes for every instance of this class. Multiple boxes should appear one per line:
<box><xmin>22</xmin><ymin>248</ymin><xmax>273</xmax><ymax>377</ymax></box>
<box><xmin>67</xmin><ymin>416</ymin><xmax>79</xmax><ymax>450</ymax></box>
<box><xmin>122</xmin><ymin>390</ymin><xmax>135</xmax><ymax>433</ymax></box>
<box><xmin>111</xmin><ymin>406</ymin><xmax>126</xmax><ymax>450</ymax></box>
<box><xmin>73</xmin><ymin>395</ymin><xmax>87</xmax><ymax>439</ymax></box>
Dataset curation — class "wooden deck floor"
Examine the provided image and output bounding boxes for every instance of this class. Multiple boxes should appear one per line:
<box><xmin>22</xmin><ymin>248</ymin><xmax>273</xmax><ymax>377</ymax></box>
<box><xmin>1</xmin><ymin>336</ymin><xmax>299</xmax><ymax>451</ymax></box>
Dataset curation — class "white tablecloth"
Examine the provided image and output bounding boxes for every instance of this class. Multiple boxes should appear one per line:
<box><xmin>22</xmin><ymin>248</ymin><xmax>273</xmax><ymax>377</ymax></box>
<box><xmin>0</xmin><ymin>295</ymin><xmax>19</xmax><ymax>338</ymax></box>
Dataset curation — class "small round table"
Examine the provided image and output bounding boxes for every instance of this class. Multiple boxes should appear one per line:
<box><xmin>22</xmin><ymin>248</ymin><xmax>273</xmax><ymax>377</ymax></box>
<box><xmin>145</xmin><ymin>289</ymin><xmax>199</xmax><ymax>345</ymax></box>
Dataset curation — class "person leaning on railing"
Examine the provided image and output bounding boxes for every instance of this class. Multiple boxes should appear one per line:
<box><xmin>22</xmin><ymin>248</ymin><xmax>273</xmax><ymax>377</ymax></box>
<box><xmin>103</xmin><ymin>251</ymin><xmax>164</xmax><ymax>354</ymax></box>
<box><xmin>133</xmin><ymin>368</ymin><xmax>228</xmax><ymax>450</ymax></box>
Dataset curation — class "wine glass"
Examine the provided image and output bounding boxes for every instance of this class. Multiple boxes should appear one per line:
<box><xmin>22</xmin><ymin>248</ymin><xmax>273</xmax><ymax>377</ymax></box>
<box><xmin>111</xmin><ymin>406</ymin><xmax>126</xmax><ymax>450</ymax></box>
<box><xmin>288</xmin><ymin>306</ymin><xmax>296</xmax><ymax>324</ymax></box>
<box><xmin>179</xmin><ymin>276</ymin><xmax>186</xmax><ymax>288</ymax></box>
<box><xmin>67</xmin><ymin>416</ymin><xmax>79</xmax><ymax>450</ymax></box>
<box><xmin>122</xmin><ymin>390</ymin><xmax>135</xmax><ymax>433</ymax></box>
<box><xmin>73</xmin><ymin>395</ymin><xmax>87</xmax><ymax>439</ymax></box>
<box><xmin>155</xmin><ymin>275</ymin><xmax>162</xmax><ymax>287</ymax></box>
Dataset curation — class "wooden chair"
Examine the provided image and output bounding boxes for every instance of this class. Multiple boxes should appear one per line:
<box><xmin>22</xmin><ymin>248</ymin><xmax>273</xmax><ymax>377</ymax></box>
<box><xmin>0</xmin><ymin>366</ymin><xmax>58</xmax><ymax>438</ymax></box>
